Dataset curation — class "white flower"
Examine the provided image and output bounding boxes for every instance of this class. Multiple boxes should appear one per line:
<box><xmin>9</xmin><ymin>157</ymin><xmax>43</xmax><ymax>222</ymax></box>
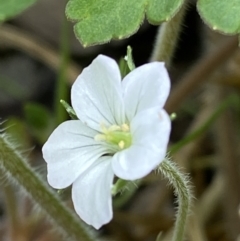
<box><xmin>42</xmin><ymin>55</ymin><xmax>171</xmax><ymax>229</ymax></box>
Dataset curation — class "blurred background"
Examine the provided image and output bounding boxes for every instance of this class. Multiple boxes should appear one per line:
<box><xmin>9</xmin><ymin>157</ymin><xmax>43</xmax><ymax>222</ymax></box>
<box><xmin>0</xmin><ymin>0</ymin><xmax>240</xmax><ymax>241</ymax></box>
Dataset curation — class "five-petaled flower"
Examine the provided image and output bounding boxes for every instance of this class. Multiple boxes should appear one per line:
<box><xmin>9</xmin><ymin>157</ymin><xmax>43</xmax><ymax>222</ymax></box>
<box><xmin>42</xmin><ymin>55</ymin><xmax>171</xmax><ymax>229</ymax></box>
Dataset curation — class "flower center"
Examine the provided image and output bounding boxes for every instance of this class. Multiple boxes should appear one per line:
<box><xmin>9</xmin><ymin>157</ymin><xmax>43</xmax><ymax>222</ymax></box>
<box><xmin>95</xmin><ymin>123</ymin><xmax>132</xmax><ymax>150</ymax></box>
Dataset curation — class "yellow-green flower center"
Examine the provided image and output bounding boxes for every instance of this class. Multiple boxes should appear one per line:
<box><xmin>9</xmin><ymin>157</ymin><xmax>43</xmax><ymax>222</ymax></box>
<box><xmin>95</xmin><ymin>123</ymin><xmax>132</xmax><ymax>150</ymax></box>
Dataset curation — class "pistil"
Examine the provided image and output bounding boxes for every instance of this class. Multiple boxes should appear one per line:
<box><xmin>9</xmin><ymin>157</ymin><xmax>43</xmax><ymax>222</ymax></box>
<box><xmin>94</xmin><ymin>123</ymin><xmax>132</xmax><ymax>150</ymax></box>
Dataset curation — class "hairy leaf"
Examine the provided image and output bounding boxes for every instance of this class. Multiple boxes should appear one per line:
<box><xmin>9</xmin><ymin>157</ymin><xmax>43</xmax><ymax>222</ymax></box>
<box><xmin>0</xmin><ymin>0</ymin><xmax>36</xmax><ymax>21</ymax></box>
<box><xmin>197</xmin><ymin>0</ymin><xmax>240</xmax><ymax>34</ymax></box>
<box><xmin>66</xmin><ymin>0</ymin><xmax>184</xmax><ymax>46</ymax></box>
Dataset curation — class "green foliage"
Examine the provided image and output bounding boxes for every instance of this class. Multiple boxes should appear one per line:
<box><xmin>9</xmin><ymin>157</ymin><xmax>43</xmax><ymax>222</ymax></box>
<box><xmin>147</xmin><ymin>0</ymin><xmax>184</xmax><ymax>24</ymax></box>
<box><xmin>66</xmin><ymin>0</ymin><xmax>184</xmax><ymax>46</ymax></box>
<box><xmin>24</xmin><ymin>103</ymin><xmax>54</xmax><ymax>144</ymax></box>
<box><xmin>125</xmin><ymin>46</ymin><xmax>135</xmax><ymax>71</ymax></box>
<box><xmin>197</xmin><ymin>0</ymin><xmax>240</xmax><ymax>34</ymax></box>
<box><xmin>0</xmin><ymin>0</ymin><xmax>36</xmax><ymax>22</ymax></box>
<box><xmin>60</xmin><ymin>100</ymin><xmax>78</xmax><ymax>120</ymax></box>
<box><xmin>119</xmin><ymin>46</ymin><xmax>135</xmax><ymax>78</ymax></box>
<box><xmin>24</xmin><ymin>103</ymin><xmax>49</xmax><ymax>129</ymax></box>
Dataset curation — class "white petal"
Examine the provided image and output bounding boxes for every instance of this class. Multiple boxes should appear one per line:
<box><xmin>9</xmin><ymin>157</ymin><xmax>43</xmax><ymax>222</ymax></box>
<box><xmin>122</xmin><ymin>62</ymin><xmax>170</xmax><ymax>121</ymax></box>
<box><xmin>42</xmin><ymin>120</ymin><xmax>107</xmax><ymax>189</ymax></box>
<box><xmin>112</xmin><ymin>108</ymin><xmax>171</xmax><ymax>180</ymax></box>
<box><xmin>72</xmin><ymin>156</ymin><xmax>114</xmax><ymax>229</ymax></box>
<box><xmin>71</xmin><ymin>55</ymin><xmax>125</xmax><ymax>131</ymax></box>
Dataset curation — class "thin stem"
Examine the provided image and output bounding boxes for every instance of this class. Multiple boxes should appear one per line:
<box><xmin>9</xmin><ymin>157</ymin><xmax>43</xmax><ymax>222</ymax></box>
<box><xmin>112</xmin><ymin>179</ymin><xmax>140</xmax><ymax>208</ymax></box>
<box><xmin>158</xmin><ymin>159</ymin><xmax>191</xmax><ymax>241</ymax></box>
<box><xmin>150</xmin><ymin>1</ymin><xmax>188</xmax><ymax>67</ymax></box>
<box><xmin>55</xmin><ymin>14</ymin><xmax>70</xmax><ymax>125</ymax></box>
<box><xmin>0</xmin><ymin>134</ymin><xmax>96</xmax><ymax>241</ymax></box>
<box><xmin>165</xmin><ymin>36</ymin><xmax>238</xmax><ymax>113</ymax></box>
<box><xmin>169</xmin><ymin>94</ymin><xmax>234</xmax><ymax>154</ymax></box>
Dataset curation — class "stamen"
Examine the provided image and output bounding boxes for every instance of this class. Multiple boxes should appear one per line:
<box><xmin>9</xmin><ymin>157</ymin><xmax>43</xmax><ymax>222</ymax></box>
<box><xmin>95</xmin><ymin>123</ymin><xmax>132</xmax><ymax>149</ymax></box>
<box><xmin>121</xmin><ymin>123</ymin><xmax>130</xmax><ymax>132</ymax></box>
<box><xmin>94</xmin><ymin>134</ymin><xmax>106</xmax><ymax>141</ymax></box>
<box><xmin>108</xmin><ymin>125</ymin><xmax>121</xmax><ymax>132</ymax></box>
<box><xmin>118</xmin><ymin>140</ymin><xmax>125</xmax><ymax>149</ymax></box>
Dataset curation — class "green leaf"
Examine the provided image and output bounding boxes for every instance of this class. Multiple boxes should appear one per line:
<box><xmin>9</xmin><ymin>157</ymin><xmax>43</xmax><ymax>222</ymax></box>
<box><xmin>125</xmin><ymin>46</ymin><xmax>135</xmax><ymax>71</ymax></box>
<box><xmin>66</xmin><ymin>0</ymin><xmax>184</xmax><ymax>47</ymax></box>
<box><xmin>24</xmin><ymin>102</ymin><xmax>54</xmax><ymax>144</ymax></box>
<box><xmin>24</xmin><ymin>103</ymin><xmax>50</xmax><ymax>130</ymax></box>
<box><xmin>119</xmin><ymin>46</ymin><xmax>135</xmax><ymax>78</ymax></box>
<box><xmin>147</xmin><ymin>0</ymin><xmax>184</xmax><ymax>24</ymax></box>
<box><xmin>60</xmin><ymin>99</ymin><xmax>78</xmax><ymax>120</ymax></box>
<box><xmin>197</xmin><ymin>0</ymin><xmax>240</xmax><ymax>34</ymax></box>
<box><xmin>0</xmin><ymin>0</ymin><xmax>36</xmax><ymax>22</ymax></box>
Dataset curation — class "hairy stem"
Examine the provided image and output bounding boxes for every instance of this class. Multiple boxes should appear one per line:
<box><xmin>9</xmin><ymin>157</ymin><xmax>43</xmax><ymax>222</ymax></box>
<box><xmin>158</xmin><ymin>159</ymin><xmax>191</xmax><ymax>241</ymax></box>
<box><xmin>0</xmin><ymin>134</ymin><xmax>96</xmax><ymax>241</ymax></box>
<box><xmin>1</xmin><ymin>176</ymin><xmax>20</xmax><ymax>240</ymax></box>
<box><xmin>150</xmin><ymin>2</ymin><xmax>188</xmax><ymax>67</ymax></box>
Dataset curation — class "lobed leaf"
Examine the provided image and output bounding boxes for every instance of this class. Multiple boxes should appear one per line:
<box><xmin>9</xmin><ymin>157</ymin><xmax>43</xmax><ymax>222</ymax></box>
<box><xmin>197</xmin><ymin>0</ymin><xmax>240</xmax><ymax>35</ymax></box>
<box><xmin>0</xmin><ymin>0</ymin><xmax>36</xmax><ymax>22</ymax></box>
<box><xmin>66</xmin><ymin>0</ymin><xmax>184</xmax><ymax>47</ymax></box>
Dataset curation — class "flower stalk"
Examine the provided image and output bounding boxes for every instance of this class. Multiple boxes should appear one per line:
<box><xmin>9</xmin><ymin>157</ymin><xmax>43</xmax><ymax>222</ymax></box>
<box><xmin>0</xmin><ymin>133</ymin><xmax>96</xmax><ymax>241</ymax></box>
<box><xmin>157</xmin><ymin>158</ymin><xmax>192</xmax><ymax>241</ymax></box>
<box><xmin>111</xmin><ymin>178</ymin><xmax>130</xmax><ymax>195</ymax></box>
<box><xmin>149</xmin><ymin>2</ymin><xmax>188</xmax><ymax>67</ymax></box>
<box><xmin>55</xmin><ymin>14</ymin><xmax>70</xmax><ymax>125</ymax></box>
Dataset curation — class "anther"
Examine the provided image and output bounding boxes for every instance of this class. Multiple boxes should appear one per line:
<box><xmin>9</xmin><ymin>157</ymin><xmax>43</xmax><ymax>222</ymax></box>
<box><xmin>94</xmin><ymin>134</ymin><xmax>106</xmax><ymax>141</ymax></box>
<box><xmin>121</xmin><ymin>123</ymin><xmax>130</xmax><ymax>132</ymax></box>
<box><xmin>118</xmin><ymin>140</ymin><xmax>125</xmax><ymax>149</ymax></box>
